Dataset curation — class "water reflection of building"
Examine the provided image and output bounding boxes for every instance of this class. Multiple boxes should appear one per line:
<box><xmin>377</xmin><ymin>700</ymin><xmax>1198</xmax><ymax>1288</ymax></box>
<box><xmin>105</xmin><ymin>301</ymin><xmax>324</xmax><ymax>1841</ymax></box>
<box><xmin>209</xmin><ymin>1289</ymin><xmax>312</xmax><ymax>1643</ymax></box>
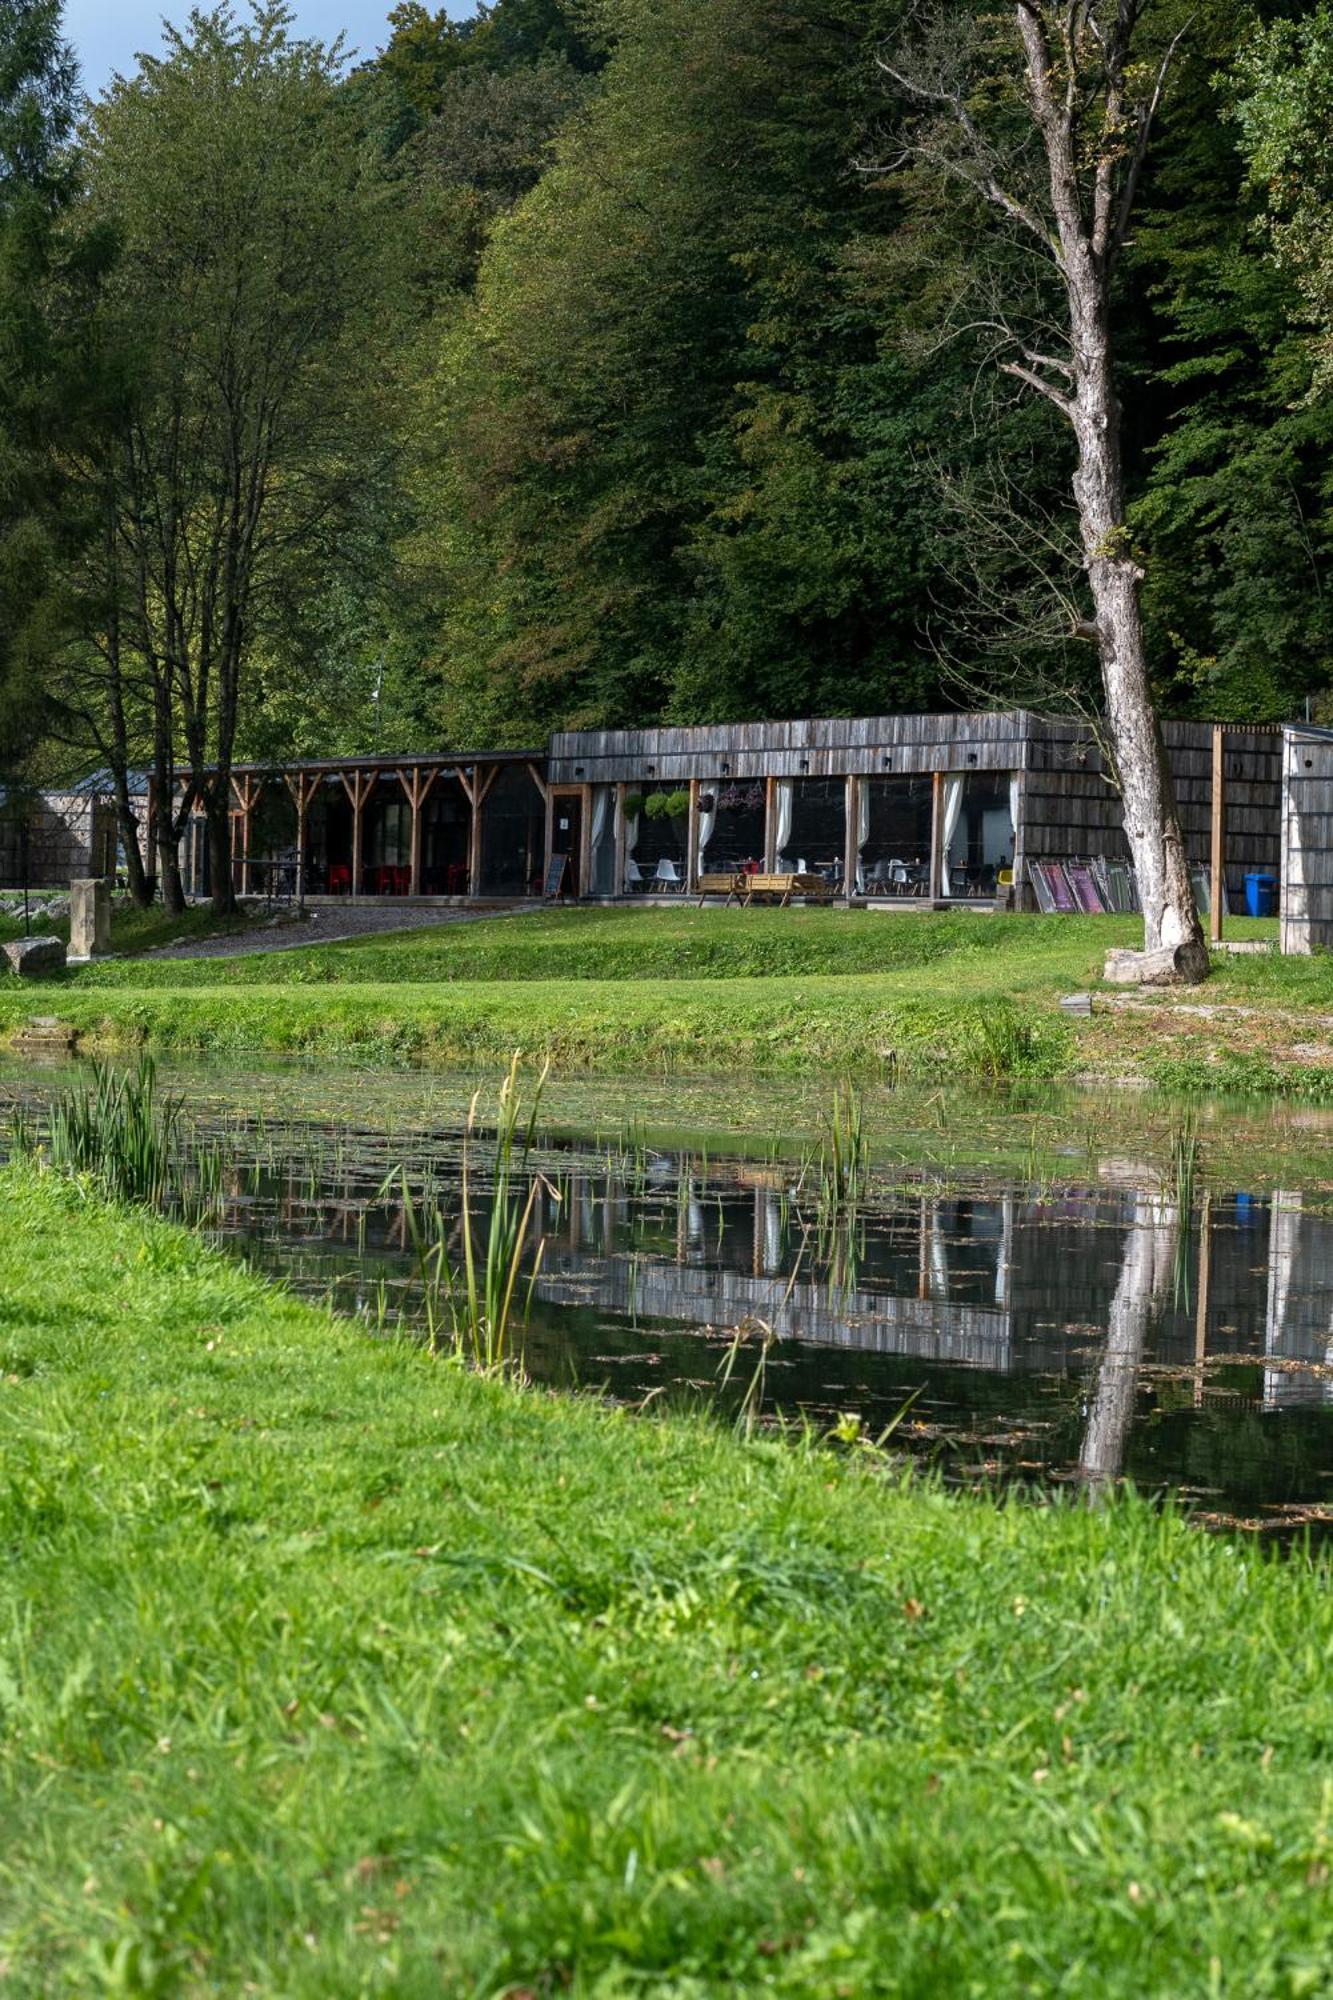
<box><xmin>531</xmin><ymin>1174</ymin><xmax>1333</xmax><ymax>1403</ymax></box>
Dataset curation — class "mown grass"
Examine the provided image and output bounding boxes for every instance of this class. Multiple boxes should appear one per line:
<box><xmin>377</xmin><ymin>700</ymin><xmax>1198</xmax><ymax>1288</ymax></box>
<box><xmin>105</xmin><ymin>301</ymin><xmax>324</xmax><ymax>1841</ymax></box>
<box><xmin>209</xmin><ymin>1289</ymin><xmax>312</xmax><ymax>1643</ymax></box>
<box><xmin>0</xmin><ymin>905</ymin><xmax>1315</xmax><ymax>1085</ymax></box>
<box><xmin>0</xmin><ymin>970</ymin><xmax>1072</xmax><ymax>1077</ymax></box>
<box><xmin>2</xmin><ymin>1165</ymin><xmax>1333</xmax><ymax>1994</ymax></box>
<box><xmin>63</xmin><ymin>905</ymin><xmax>1154</xmax><ymax>986</ymax></box>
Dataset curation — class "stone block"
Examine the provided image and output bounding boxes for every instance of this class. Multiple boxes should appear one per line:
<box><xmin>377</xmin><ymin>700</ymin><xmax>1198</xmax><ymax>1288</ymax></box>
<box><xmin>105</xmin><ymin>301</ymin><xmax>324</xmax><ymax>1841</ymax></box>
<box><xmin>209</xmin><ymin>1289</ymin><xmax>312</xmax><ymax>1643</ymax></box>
<box><xmin>69</xmin><ymin>877</ymin><xmax>111</xmax><ymax>959</ymax></box>
<box><xmin>3</xmin><ymin>935</ymin><xmax>67</xmax><ymax>978</ymax></box>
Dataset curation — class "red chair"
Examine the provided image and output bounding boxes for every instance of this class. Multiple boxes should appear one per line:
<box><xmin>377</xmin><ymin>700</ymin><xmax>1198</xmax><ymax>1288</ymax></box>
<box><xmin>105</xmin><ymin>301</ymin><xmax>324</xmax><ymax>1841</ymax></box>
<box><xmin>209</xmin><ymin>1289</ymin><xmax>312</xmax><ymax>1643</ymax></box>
<box><xmin>447</xmin><ymin>861</ymin><xmax>469</xmax><ymax>895</ymax></box>
<box><xmin>392</xmin><ymin>866</ymin><xmax>411</xmax><ymax>896</ymax></box>
<box><xmin>328</xmin><ymin>863</ymin><xmax>351</xmax><ymax>895</ymax></box>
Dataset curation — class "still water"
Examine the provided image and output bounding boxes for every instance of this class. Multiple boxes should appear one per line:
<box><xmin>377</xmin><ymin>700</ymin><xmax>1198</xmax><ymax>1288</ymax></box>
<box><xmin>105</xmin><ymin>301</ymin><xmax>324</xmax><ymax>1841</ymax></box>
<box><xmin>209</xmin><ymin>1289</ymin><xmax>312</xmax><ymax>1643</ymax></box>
<box><xmin>8</xmin><ymin>1061</ymin><xmax>1333</xmax><ymax>1530</ymax></box>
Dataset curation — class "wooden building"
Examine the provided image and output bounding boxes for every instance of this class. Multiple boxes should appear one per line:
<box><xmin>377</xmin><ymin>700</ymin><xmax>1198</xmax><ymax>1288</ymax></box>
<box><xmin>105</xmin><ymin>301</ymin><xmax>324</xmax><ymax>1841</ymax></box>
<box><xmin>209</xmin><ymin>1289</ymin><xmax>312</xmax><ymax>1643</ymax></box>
<box><xmin>180</xmin><ymin>749</ymin><xmax>548</xmax><ymax>902</ymax></box>
<box><xmin>546</xmin><ymin>710</ymin><xmax>1281</xmax><ymax>909</ymax></box>
<box><xmin>174</xmin><ymin>708</ymin><xmax>1281</xmax><ymax>911</ymax></box>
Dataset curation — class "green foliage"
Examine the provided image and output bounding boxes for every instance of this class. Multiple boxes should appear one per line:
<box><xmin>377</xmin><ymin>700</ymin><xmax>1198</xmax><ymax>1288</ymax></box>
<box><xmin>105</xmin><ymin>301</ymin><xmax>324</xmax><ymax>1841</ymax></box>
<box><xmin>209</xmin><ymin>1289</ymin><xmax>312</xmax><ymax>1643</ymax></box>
<box><xmin>6</xmin><ymin>1166</ymin><xmax>1333</xmax><ymax>1989</ymax></box>
<box><xmin>1129</xmin><ymin>0</ymin><xmax>1333</xmax><ymax>720</ymax></box>
<box><xmin>643</xmin><ymin>787</ymin><xmax>690</xmax><ymax>821</ymax></box>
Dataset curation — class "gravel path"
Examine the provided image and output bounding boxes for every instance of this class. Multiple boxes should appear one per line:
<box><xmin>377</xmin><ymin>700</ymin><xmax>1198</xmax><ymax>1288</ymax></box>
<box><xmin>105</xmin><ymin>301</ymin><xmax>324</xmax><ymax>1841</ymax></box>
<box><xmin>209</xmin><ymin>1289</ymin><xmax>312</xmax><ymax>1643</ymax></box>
<box><xmin>143</xmin><ymin>900</ymin><xmax>541</xmax><ymax>962</ymax></box>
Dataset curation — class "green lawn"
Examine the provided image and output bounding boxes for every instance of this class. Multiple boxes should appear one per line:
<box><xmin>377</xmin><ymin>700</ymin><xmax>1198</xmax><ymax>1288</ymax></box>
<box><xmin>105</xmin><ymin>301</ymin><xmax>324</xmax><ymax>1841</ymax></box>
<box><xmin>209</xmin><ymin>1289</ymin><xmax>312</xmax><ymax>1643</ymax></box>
<box><xmin>2</xmin><ymin>1164</ymin><xmax>1332</xmax><ymax>1993</ymax></box>
<box><xmin>0</xmin><ymin>904</ymin><xmax>1323</xmax><ymax>1086</ymax></box>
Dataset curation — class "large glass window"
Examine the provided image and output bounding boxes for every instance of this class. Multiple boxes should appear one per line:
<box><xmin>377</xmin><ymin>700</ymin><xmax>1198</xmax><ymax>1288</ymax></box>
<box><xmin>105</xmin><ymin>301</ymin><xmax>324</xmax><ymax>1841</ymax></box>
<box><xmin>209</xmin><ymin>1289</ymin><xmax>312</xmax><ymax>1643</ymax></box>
<box><xmin>699</xmin><ymin>780</ymin><xmax>765</xmax><ymax>875</ymax></box>
<box><xmin>479</xmin><ymin>765</ymin><xmax>545</xmax><ymax>897</ymax></box>
<box><xmin>857</xmin><ymin>777</ymin><xmax>933</xmax><ymax>896</ymax></box>
<box><xmin>944</xmin><ymin>772</ymin><xmax>1015</xmax><ymax>899</ymax></box>
<box><xmin>624</xmin><ymin>782</ymin><xmax>688</xmax><ymax>890</ymax></box>
<box><xmin>422</xmin><ymin>780</ymin><xmax>470</xmax><ymax>894</ymax></box>
<box><xmin>778</xmin><ymin>778</ymin><xmax>846</xmax><ymax>881</ymax></box>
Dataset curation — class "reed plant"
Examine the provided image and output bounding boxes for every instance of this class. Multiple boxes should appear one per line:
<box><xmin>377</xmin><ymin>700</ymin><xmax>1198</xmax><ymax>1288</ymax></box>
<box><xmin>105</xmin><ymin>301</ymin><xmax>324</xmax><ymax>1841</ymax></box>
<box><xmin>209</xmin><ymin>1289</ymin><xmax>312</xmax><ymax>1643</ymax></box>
<box><xmin>386</xmin><ymin>1054</ymin><xmax>555</xmax><ymax>1371</ymax></box>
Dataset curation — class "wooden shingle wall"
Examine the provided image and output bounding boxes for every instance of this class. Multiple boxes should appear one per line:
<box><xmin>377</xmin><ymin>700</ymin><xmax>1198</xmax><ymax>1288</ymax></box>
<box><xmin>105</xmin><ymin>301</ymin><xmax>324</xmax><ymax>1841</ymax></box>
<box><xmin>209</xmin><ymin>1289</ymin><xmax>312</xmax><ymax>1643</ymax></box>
<box><xmin>1280</xmin><ymin>726</ymin><xmax>1333</xmax><ymax>954</ymax></box>
<box><xmin>1021</xmin><ymin>719</ymin><xmax>1281</xmax><ymax>895</ymax></box>
<box><xmin>548</xmin><ymin>711</ymin><xmax>1029</xmax><ymax>784</ymax></box>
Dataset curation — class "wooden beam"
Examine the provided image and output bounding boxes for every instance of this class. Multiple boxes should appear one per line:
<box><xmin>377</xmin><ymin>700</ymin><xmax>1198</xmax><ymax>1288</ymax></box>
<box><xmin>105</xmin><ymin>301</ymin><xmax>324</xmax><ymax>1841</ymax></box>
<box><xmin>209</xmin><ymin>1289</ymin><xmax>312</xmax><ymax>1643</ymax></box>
<box><xmin>230</xmin><ymin>774</ymin><xmax>261</xmax><ymax>897</ymax></box>
<box><xmin>929</xmin><ymin>771</ymin><xmax>945</xmax><ymax>904</ymax></box>
<box><xmin>285</xmin><ymin>772</ymin><xmax>320</xmax><ymax>909</ymax></box>
<box><xmin>577</xmin><ymin>783</ymin><xmax>592</xmax><ymax>901</ymax></box>
<box><xmin>339</xmin><ymin>769</ymin><xmax>377</xmax><ymax>895</ymax></box>
<box><xmin>397</xmin><ymin>765</ymin><xmax>440</xmax><ymax>897</ymax></box>
<box><xmin>614</xmin><ymin>782</ymin><xmax>628</xmax><ymax>900</ymax></box>
<box><xmin>1210</xmin><ymin>722</ymin><xmax>1225</xmax><ymax>944</ymax></box>
<box><xmin>844</xmin><ymin>774</ymin><xmax>859</xmax><ymax>903</ymax></box>
<box><xmin>466</xmin><ymin>765</ymin><xmax>501</xmax><ymax>897</ymax></box>
<box><xmin>686</xmin><ymin>778</ymin><xmax>700</xmax><ymax>892</ymax></box>
<box><xmin>526</xmin><ymin>760</ymin><xmax>550</xmax><ymax>803</ymax></box>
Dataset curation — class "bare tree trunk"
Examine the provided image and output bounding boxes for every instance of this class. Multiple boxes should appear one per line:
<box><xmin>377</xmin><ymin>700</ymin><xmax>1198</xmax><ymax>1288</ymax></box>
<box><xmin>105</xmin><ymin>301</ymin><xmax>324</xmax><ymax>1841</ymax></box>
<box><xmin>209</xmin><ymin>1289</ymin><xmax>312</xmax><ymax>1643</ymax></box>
<box><xmin>1061</xmin><ymin>262</ymin><xmax>1208</xmax><ymax>972</ymax></box>
<box><xmin>1079</xmin><ymin>1191</ymin><xmax>1178</xmax><ymax>1497</ymax></box>
<box><xmin>885</xmin><ymin>2</ymin><xmax>1212</xmax><ymax>981</ymax></box>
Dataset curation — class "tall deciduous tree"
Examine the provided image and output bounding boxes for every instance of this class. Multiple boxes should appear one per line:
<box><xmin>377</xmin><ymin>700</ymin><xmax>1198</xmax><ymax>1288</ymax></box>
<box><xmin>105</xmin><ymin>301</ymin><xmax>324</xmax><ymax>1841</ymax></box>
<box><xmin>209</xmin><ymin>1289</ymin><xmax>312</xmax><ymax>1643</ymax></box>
<box><xmin>84</xmin><ymin>3</ymin><xmax>406</xmax><ymax>913</ymax></box>
<box><xmin>886</xmin><ymin>1</ymin><xmax>1210</xmax><ymax>978</ymax></box>
<box><xmin>0</xmin><ymin>0</ymin><xmax>77</xmax><ymax>767</ymax></box>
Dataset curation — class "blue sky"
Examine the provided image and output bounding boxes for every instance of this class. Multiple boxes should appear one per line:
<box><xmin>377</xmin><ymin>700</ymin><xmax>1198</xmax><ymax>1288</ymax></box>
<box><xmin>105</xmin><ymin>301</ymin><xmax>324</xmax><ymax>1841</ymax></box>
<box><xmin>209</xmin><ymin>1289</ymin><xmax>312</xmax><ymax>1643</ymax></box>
<box><xmin>65</xmin><ymin>2</ymin><xmax>471</xmax><ymax>97</ymax></box>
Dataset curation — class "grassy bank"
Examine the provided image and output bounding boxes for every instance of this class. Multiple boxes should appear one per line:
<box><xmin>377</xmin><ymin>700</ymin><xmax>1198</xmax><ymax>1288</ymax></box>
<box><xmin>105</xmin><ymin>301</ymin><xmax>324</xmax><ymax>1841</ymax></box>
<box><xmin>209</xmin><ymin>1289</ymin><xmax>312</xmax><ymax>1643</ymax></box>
<box><xmin>1</xmin><ymin>905</ymin><xmax>1326</xmax><ymax>1088</ymax></box>
<box><xmin>4</xmin><ymin>1165</ymin><xmax>1333</xmax><ymax>1993</ymax></box>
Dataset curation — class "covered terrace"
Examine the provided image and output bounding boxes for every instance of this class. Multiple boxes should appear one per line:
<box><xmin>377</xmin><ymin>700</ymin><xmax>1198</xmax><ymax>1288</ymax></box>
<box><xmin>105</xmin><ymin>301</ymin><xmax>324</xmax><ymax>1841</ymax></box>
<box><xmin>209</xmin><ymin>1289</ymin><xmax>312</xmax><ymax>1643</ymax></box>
<box><xmin>179</xmin><ymin>750</ymin><xmax>548</xmax><ymax>902</ymax></box>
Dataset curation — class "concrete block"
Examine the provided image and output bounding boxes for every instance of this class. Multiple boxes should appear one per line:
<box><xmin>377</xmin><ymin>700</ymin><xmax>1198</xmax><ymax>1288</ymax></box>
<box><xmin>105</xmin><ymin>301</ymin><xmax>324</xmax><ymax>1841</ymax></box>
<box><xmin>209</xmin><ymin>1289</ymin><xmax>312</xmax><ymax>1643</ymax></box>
<box><xmin>3</xmin><ymin>935</ymin><xmax>66</xmax><ymax>978</ymax></box>
<box><xmin>69</xmin><ymin>877</ymin><xmax>111</xmax><ymax>959</ymax></box>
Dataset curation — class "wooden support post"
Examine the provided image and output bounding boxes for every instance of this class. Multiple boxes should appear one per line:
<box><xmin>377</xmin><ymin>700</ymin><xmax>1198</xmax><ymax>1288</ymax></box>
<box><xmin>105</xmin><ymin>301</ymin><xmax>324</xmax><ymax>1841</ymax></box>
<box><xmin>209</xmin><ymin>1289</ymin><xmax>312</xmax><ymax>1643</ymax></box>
<box><xmin>542</xmin><ymin>778</ymin><xmax>555</xmax><ymax>896</ymax></box>
<box><xmin>929</xmin><ymin>770</ymin><xmax>945</xmax><ymax>904</ymax></box>
<box><xmin>578</xmin><ymin>783</ymin><xmax>592</xmax><ymax>900</ymax></box>
<box><xmin>285</xmin><ymin>771</ymin><xmax>320</xmax><ymax>911</ymax></box>
<box><xmin>1210</xmin><ymin>723</ymin><xmax>1225</xmax><ymax>945</ymax></box>
<box><xmin>397</xmin><ymin>764</ymin><xmax>440</xmax><ymax>897</ymax></box>
<box><xmin>230</xmin><ymin>774</ymin><xmax>261</xmax><ymax>897</ymax></box>
<box><xmin>844</xmin><ymin>774</ymin><xmax>859</xmax><ymax>903</ymax></box>
<box><xmin>614</xmin><ymin>782</ymin><xmax>628</xmax><ymax>900</ymax></box>
<box><xmin>459</xmin><ymin>765</ymin><xmax>499</xmax><ymax>898</ymax></box>
<box><xmin>339</xmin><ymin>769</ymin><xmax>376</xmax><ymax>896</ymax></box>
<box><xmin>686</xmin><ymin>778</ymin><xmax>700</xmax><ymax>892</ymax></box>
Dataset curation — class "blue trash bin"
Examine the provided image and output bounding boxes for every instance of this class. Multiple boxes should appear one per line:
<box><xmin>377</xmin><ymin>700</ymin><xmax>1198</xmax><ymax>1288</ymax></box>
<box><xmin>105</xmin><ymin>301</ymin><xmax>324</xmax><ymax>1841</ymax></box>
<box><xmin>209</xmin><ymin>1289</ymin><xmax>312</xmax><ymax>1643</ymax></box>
<box><xmin>1244</xmin><ymin>870</ymin><xmax>1277</xmax><ymax>918</ymax></box>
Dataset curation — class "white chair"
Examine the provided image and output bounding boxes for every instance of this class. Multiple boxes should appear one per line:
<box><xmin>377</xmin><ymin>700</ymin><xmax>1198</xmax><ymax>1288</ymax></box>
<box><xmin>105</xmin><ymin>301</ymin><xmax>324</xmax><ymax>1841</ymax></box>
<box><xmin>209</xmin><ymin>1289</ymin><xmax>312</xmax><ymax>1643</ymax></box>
<box><xmin>654</xmin><ymin>858</ymin><xmax>682</xmax><ymax>892</ymax></box>
<box><xmin>624</xmin><ymin>858</ymin><xmax>644</xmax><ymax>894</ymax></box>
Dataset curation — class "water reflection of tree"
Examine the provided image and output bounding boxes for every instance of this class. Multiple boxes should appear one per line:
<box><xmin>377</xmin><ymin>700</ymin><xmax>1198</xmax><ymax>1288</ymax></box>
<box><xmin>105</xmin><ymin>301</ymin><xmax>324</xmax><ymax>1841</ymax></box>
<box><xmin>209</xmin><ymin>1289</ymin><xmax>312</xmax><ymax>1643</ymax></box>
<box><xmin>1078</xmin><ymin>1195</ymin><xmax>1179</xmax><ymax>1497</ymax></box>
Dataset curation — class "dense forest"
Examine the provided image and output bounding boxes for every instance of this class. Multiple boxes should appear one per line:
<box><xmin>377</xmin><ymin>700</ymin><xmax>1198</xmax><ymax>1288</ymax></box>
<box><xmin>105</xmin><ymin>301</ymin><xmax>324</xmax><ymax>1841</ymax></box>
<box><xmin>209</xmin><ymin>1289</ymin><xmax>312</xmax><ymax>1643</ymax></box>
<box><xmin>3</xmin><ymin>0</ymin><xmax>1333</xmax><ymax>815</ymax></box>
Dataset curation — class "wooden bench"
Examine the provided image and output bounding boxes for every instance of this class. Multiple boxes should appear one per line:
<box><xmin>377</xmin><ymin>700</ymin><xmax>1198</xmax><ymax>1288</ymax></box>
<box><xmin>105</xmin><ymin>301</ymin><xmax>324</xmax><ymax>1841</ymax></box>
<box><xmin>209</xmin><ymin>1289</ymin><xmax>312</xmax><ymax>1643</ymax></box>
<box><xmin>696</xmin><ymin>871</ymin><xmax>744</xmax><ymax>906</ymax></box>
<box><xmin>741</xmin><ymin>872</ymin><xmax>834</xmax><ymax>907</ymax></box>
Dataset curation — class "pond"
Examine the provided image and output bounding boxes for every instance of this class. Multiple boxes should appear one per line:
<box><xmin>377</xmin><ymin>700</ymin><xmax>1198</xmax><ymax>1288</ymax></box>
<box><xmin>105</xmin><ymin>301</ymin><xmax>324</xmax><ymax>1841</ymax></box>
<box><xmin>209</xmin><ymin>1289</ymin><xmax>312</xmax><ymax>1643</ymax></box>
<box><xmin>6</xmin><ymin>1057</ymin><xmax>1333</xmax><ymax>1532</ymax></box>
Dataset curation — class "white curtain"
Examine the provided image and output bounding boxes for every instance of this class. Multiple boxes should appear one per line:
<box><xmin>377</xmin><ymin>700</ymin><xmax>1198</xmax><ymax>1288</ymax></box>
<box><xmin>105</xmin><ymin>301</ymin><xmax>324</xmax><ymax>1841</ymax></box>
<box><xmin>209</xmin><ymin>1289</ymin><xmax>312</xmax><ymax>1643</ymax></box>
<box><xmin>774</xmin><ymin>779</ymin><xmax>794</xmax><ymax>864</ymax></box>
<box><xmin>697</xmin><ymin>792</ymin><xmax>717</xmax><ymax>861</ymax></box>
<box><xmin>940</xmin><ymin>774</ymin><xmax>965</xmax><ymax>895</ymax></box>
<box><xmin>626</xmin><ymin>810</ymin><xmax>640</xmax><ymax>856</ymax></box>
<box><xmin>589</xmin><ymin>786</ymin><xmax>611</xmax><ymax>895</ymax></box>
<box><xmin>1008</xmin><ymin>772</ymin><xmax>1019</xmax><ymax>860</ymax></box>
<box><xmin>590</xmin><ymin>785</ymin><xmax>609</xmax><ymax>851</ymax></box>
